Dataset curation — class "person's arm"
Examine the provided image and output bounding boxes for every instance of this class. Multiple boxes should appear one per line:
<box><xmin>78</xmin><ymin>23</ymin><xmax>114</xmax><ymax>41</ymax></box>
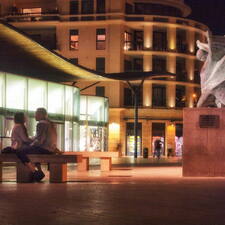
<box><xmin>18</xmin><ymin>126</ymin><xmax>32</xmax><ymax>144</ymax></box>
<box><xmin>31</xmin><ymin>122</ymin><xmax>48</xmax><ymax>147</ymax></box>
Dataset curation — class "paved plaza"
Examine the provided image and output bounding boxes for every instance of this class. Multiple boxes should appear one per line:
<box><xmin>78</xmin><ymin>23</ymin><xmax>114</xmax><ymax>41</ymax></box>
<box><xmin>1</xmin><ymin>163</ymin><xmax>225</xmax><ymax>225</ymax></box>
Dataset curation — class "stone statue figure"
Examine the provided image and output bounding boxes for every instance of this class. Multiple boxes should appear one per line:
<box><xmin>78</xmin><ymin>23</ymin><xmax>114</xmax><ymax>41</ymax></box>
<box><xmin>196</xmin><ymin>32</ymin><xmax>225</xmax><ymax>107</ymax></box>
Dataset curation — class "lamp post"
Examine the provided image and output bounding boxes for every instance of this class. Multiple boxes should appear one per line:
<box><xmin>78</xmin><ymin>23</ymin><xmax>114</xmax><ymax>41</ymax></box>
<box><xmin>102</xmin><ymin>71</ymin><xmax>175</xmax><ymax>159</ymax></box>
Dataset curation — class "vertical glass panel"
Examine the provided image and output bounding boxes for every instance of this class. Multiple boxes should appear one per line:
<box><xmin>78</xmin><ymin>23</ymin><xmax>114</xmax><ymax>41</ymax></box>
<box><xmin>6</xmin><ymin>74</ymin><xmax>27</xmax><ymax>110</ymax></box>
<box><xmin>0</xmin><ymin>72</ymin><xmax>5</xmax><ymax>108</ymax></box>
<box><xmin>65</xmin><ymin>121</ymin><xmax>73</xmax><ymax>151</ymax></box>
<box><xmin>80</xmin><ymin>95</ymin><xmax>87</xmax><ymax>121</ymax></box>
<box><xmin>104</xmin><ymin>98</ymin><xmax>109</xmax><ymax>123</ymax></box>
<box><xmin>48</xmin><ymin>82</ymin><xmax>64</xmax><ymax>114</ymax></box>
<box><xmin>73</xmin><ymin>88</ymin><xmax>80</xmax><ymax>118</ymax></box>
<box><xmin>73</xmin><ymin>122</ymin><xmax>79</xmax><ymax>151</ymax></box>
<box><xmin>55</xmin><ymin>122</ymin><xmax>64</xmax><ymax>150</ymax></box>
<box><xmin>27</xmin><ymin>117</ymin><xmax>37</xmax><ymax>137</ymax></box>
<box><xmin>65</xmin><ymin>86</ymin><xmax>73</xmax><ymax>116</ymax></box>
<box><xmin>87</xmin><ymin>96</ymin><xmax>104</xmax><ymax>122</ymax></box>
<box><xmin>28</xmin><ymin>79</ymin><xmax>47</xmax><ymax>111</ymax></box>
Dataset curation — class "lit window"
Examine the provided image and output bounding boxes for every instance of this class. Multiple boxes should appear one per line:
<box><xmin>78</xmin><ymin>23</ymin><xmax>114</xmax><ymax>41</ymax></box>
<box><xmin>96</xmin><ymin>29</ymin><xmax>106</xmax><ymax>50</ymax></box>
<box><xmin>124</xmin><ymin>31</ymin><xmax>132</xmax><ymax>50</ymax></box>
<box><xmin>22</xmin><ymin>8</ymin><xmax>42</xmax><ymax>14</ymax></box>
<box><xmin>70</xmin><ymin>30</ymin><xmax>79</xmax><ymax>50</ymax></box>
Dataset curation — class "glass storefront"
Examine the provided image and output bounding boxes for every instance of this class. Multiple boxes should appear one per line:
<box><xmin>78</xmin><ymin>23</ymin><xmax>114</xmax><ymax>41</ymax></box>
<box><xmin>79</xmin><ymin>95</ymin><xmax>108</xmax><ymax>152</ymax></box>
<box><xmin>0</xmin><ymin>72</ymin><xmax>109</xmax><ymax>152</ymax></box>
<box><xmin>152</xmin><ymin>123</ymin><xmax>165</xmax><ymax>156</ymax></box>
<box><xmin>175</xmin><ymin>124</ymin><xmax>183</xmax><ymax>157</ymax></box>
<box><xmin>126</xmin><ymin>123</ymin><xmax>142</xmax><ymax>156</ymax></box>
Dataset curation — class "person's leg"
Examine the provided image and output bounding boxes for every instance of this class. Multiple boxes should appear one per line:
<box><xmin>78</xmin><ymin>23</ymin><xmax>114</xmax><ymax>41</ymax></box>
<box><xmin>1</xmin><ymin>147</ymin><xmax>16</xmax><ymax>154</ymax></box>
<box><xmin>16</xmin><ymin>147</ymin><xmax>37</xmax><ymax>172</ymax></box>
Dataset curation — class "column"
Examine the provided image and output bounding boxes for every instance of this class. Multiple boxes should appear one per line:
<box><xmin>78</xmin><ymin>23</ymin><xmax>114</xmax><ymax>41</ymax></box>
<box><xmin>167</xmin><ymin>55</ymin><xmax>176</xmax><ymax>74</ymax></box>
<box><xmin>167</xmin><ymin>83</ymin><xmax>176</xmax><ymax>108</ymax></box>
<box><xmin>187</xmin><ymin>30</ymin><xmax>195</xmax><ymax>54</ymax></box>
<box><xmin>186</xmin><ymin>58</ymin><xmax>194</xmax><ymax>81</ymax></box>
<box><xmin>142</xmin><ymin>121</ymin><xmax>151</xmax><ymax>156</ymax></box>
<box><xmin>143</xmin><ymin>55</ymin><xmax>152</xmax><ymax>72</ymax></box>
<box><xmin>144</xmin><ymin>25</ymin><xmax>153</xmax><ymax>50</ymax></box>
<box><xmin>143</xmin><ymin>82</ymin><xmax>152</xmax><ymax>107</ymax></box>
<box><xmin>166</xmin><ymin>121</ymin><xmax>176</xmax><ymax>157</ymax></box>
<box><xmin>186</xmin><ymin>86</ymin><xmax>195</xmax><ymax>108</ymax></box>
<box><xmin>167</xmin><ymin>27</ymin><xmax>177</xmax><ymax>51</ymax></box>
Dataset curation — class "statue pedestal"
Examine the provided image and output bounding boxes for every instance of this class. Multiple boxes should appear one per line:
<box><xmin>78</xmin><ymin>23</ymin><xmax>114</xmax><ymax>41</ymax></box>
<box><xmin>183</xmin><ymin>108</ymin><xmax>225</xmax><ymax>177</ymax></box>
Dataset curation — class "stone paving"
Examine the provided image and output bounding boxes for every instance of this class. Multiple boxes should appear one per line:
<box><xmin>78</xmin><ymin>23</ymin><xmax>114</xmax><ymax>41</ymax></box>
<box><xmin>1</xmin><ymin>164</ymin><xmax>225</xmax><ymax>225</ymax></box>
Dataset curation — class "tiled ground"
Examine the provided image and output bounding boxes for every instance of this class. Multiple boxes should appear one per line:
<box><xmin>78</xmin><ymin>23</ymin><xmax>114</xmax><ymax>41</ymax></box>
<box><xmin>1</xmin><ymin>163</ymin><xmax>225</xmax><ymax>225</ymax></box>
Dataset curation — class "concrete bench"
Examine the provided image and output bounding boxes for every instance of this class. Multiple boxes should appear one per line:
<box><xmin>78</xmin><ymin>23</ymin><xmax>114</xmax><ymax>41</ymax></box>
<box><xmin>64</xmin><ymin>151</ymin><xmax>119</xmax><ymax>172</ymax></box>
<box><xmin>0</xmin><ymin>154</ymin><xmax>81</xmax><ymax>183</ymax></box>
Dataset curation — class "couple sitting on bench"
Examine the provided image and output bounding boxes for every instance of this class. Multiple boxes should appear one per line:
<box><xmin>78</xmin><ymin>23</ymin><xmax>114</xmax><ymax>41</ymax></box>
<box><xmin>2</xmin><ymin>108</ymin><xmax>58</xmax><ymax>182</ymax></box>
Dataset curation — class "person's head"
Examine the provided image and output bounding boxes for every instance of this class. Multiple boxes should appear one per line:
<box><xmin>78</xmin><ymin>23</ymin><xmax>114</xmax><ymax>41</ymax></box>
<box><xmin>14</xmin><ymin>112</ymin><xmax>25</xmax><ymax>124</ymax></box>
<box><xmin>35</xmin><ymin>108</ymin><xmax>48</xmax><ymax>121</ymax></box>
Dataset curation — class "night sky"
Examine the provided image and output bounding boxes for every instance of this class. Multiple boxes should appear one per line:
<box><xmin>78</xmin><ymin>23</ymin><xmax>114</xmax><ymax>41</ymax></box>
<box><xmin>185</xmin><ymin>0</ymin><xmax>225</xmax><ymax>35</ymax></box>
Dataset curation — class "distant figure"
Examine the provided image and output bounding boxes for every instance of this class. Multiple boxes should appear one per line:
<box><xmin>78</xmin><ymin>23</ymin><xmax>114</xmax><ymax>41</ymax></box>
<box><xmin>2</xmin><ymin>112</ymin><xmax>32</xmax><ymax>153</ymax></box>
<box><xmin>154</xmin><ymin>139</ymin><xmax>162</xmax><ymax>160</ymax></box>
<box><xmin>16</xmin><ymin>108</ymin><xmax>58</xmax><ymax>182</ymax></box>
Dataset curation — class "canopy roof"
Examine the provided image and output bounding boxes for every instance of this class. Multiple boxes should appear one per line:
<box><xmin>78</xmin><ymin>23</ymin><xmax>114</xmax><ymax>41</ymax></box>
<box><xmin>0</xmin><ymin>21</ymin><xmax>110</xmax><ymax>82</ymax></box>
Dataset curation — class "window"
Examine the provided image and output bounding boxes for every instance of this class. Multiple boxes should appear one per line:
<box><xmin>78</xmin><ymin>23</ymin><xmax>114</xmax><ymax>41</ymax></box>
<box><xmin>96</xmin><ymin>58</ymin><xmax>105</xmax><ymax>72</ymax></box>
<box><xmin>133</xmin><ymin>58</ymin><xmax>143</xmax><ymax>71</ymax></box>
<box><xmin>152</xmin><ymin>84</ymin><xmax>166</xmax><ymax>107</ymax></box>
<box><xmin>97</xmin><ymin>0</ymin><xmax>105</xmax><ymax>13</ymax></box>
<box><xmin>153</xmin><ymin>29</ymin><xmax>167</xmax><ymax>51</ymax></box>
<box><xmin>124</xmin><ymin>86</ymin><xmax>143</xmax><ymax>107</ymax></box>
<box><xmin>70</xmin><ymin>0</ymin><xmax>79</xmax><ymax>15</ymax></box>
<box><xmin>96</xmin><ymin>29</ymin><xmax>106</xmax><ymax>50</ymax></box>
<box><xmin>153</xmin><ymin>56</ymin><xmax>166</xmax><ymax>73</ymax></box>
<box><xmin>176</xmin><ymin>57</ymin><xmax>187</xmax><ymax>81</ymax></box>
<box><xmin>176</xmin><ymin>85</ymin><xmax>186</xmax><ymax>108</ymax></box>
<box><xmin>96</xmin><ymin>86</ymin><xmax>105</xmax><ymax>97</ymax></box>
<box><xmin>177</xmin><ymin>29</ymin><xmax>187</xmax><ymax>53</ymax></box>
<box><xmin>70</xmin><ymin>30</ymin><xmax>79</xmax><ymax>50</ymax></box>
<box><xmin>134</xmin><ymin>31</ymin><xmax>143</xmax><ymax>50</ymax></box>
<box><xmin>126</xmin><ymin>3</ymin><xmax>133</xmax><ymax>14</ymax></box>
<box><xmin>126</xmin><ymin>122</ymin><xmax>142</xmax><ymax>156</ymax></box>
<box><xmin>69</xmin><ymin>58</ymin><xmax>78</xmax><ymax>65</ymax></box>
<box><xmin>124</xmin><ymin>31</ymin><xmax>132</xmax><ymax>50</ymax></box>
<box><xmin>22</xmin><ymin>8</ymin><xmax>42</xmax><ymax>14</ymax></box>
<box><xmin>81</xmin><ymin>0</ymin><xmax>94</xmax><ymax>14</ymax></box>
<box><xmin>124</xmin><ymin>60</ymin><xmax>132</xmax><ymax>72</ymax></box>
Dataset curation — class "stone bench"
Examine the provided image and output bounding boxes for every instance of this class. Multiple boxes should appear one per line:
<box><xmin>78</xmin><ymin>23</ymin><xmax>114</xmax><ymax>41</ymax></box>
<box><xmin>0</xmin><ymin>154</ymin><xmax>81</xmax><ymax>183</ymax></box>
<box><xmin>64</xmin><ymin>151</ymin><xmax>119</xmax><ymax>172</ymax></box>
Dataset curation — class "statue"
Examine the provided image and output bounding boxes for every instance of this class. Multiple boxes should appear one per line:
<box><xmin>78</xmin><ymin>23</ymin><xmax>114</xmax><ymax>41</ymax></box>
<box><xmin>196</xmin><ymin>32</ymin><xmax>225</xmax><ymax>107</ymax></box>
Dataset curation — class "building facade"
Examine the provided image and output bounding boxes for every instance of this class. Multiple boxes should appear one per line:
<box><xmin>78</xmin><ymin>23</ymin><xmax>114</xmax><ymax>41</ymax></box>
<box><xmin>0</xmin><ymin>0</ymin><xmax>208</xmax><ymax>157</ymax></box>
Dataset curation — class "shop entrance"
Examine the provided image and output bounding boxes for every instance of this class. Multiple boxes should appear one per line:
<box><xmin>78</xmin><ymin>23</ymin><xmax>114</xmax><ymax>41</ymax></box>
<box><xmin>175</xmin><ymin>124</ymin><xmax>183</xmax><ymax>157</ymax></box>
<box><xmin>126</xmin><ymin>122</ymin><xmax>142</xmax><ymax>156</ymax></box>
<box><xmin>80</xmin><ymin>125</ymin><xmax>107</xmax><ymax>152</ymax></box>
<box><xmin>152</xmin><ymin>123</ymin><xmax>165</xmax><ymax>157</ymax></box>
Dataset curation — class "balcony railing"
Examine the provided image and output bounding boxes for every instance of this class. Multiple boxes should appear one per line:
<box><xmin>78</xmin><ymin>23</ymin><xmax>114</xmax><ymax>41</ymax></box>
<box><xmin>1</xmin><ymin>12</ymin><xmax>207</xmax><ymax>31</ymax></box>
<box><xmin>5</xmin><ymin>14</ymin><xmax>60</xmax><ymax>22</ymax></box>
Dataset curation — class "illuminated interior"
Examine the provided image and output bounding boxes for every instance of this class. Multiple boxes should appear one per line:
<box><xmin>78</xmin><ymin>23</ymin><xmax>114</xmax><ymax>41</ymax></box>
<box><xmin>0</xmin><ymin>72</ymin><xmax>109</xmax><ymax>152</ymax></box>
<box><xmin>80</xmin><ymin>95</ymin><xmax>109</xmax><ymax>152</ymax></box>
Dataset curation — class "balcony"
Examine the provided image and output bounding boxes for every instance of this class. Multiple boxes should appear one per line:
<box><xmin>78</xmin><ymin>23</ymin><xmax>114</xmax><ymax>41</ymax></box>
<box><xmin>5</xmin><ymin>14</ymin><xmax>60</xmax><ymax>22</ymax></box>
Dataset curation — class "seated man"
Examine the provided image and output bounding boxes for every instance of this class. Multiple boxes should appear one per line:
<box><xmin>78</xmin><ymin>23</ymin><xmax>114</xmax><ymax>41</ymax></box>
<box><xmin>16</xmin><ymin>108</ymin><xmax>58</xmax><ymax>182</ymax></box>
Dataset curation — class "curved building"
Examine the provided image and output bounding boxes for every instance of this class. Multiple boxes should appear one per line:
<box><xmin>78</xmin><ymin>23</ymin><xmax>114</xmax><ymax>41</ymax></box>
<box><xmin>0</xmin><ymin>0</ymin><xmax>208</xmax><ymax>157</ymax></box>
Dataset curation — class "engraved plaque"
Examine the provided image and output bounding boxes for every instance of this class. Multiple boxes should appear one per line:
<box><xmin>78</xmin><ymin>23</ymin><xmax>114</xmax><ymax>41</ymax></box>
<box><xmin>199</xmin><ymin>115</ymin><xmax>220</xmax><ymax>128</ymax></box>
